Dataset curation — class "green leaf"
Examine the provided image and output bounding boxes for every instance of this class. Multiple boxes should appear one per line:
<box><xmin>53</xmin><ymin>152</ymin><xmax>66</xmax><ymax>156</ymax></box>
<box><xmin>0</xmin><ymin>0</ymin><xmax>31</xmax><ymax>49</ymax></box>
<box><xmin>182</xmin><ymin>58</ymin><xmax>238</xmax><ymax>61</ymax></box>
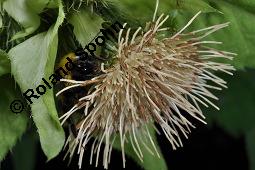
<box><xmin>2</xmin><ymin>0</ymin><xmax>50</xmax><ymax>40</ymax></box>
<box><xmin>246</xmin><ymin>129</ymin><xmax>255</xmax><ymax>170</ymax></box>
<box><xmin>26</xmin><ymin>0</ymin><xmax>52</xmax><ymax>12</ymax></box>
<box><xmin>8</xmin><ymin>0</ymin><xmax>65</xmax><ymax>160</ymax></box>
<box><xmin>32</xmin><ymin>98</ymin><xmax>65</xmax><ymax>160</ymax></box>
<box><xmin>175</xmin><ymin>0</ymin><xmax>255</xmax><ymax>69</ymax></box>
<box><xmin>205</xmin><ymin>69</ymin><xmax>255</xmax><ymax>136</ymax></box>
<box><xmin>0</xmin><ymin>75</ymin><xmax>28</xmax><ymax>160</ymax></box>
<box><xmin>160</xmin><ymin>0</ymin><xmax>218</xmax><ymax>13</ymax></box>
<box><xmin>0</xmin><ymin>49</ymin><xmax>10</xmax><ymax>76</ymax></box>
<box><xmin>113</xmin><ymin>125</ymin><xmax>167</xmax><ymax>170</ymax></box>
<box><xmin>68</xmin><ymin>9</ymin><xmax>104</xmax><ymax>47</ymax></box>
<box><xmin>111</xmin><ymin>0</ymin><xmax>216</xmax><ymax>23</ymax></box>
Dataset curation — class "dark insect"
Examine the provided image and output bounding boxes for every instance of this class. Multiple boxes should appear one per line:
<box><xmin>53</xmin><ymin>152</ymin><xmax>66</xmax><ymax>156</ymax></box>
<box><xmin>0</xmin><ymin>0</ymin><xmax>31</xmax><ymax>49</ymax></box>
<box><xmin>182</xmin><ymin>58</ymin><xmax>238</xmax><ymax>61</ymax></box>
<box><xmin>57</xmin><ymin>51</ymin><xmax>102</xmax><ymax>137</ymax></box>
<box><xmin>57</xmin><ymin>21</ymin><xmax>119</xmax><ymax>136</ymax></box>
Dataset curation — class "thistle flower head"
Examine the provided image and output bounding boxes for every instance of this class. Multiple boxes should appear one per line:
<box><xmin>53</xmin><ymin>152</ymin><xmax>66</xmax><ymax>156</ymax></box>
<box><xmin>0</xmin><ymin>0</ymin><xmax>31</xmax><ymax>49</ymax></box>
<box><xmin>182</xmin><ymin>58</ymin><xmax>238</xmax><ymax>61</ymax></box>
<box><xmin>57</xmin><ymin>9</ymin><xmax>235</xmax><ymax>169</ymax></box>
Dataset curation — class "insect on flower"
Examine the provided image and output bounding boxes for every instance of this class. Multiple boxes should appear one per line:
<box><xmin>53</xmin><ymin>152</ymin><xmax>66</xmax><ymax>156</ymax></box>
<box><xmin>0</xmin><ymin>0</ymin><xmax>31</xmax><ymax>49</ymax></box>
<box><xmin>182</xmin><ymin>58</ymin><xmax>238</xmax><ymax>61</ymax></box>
<box><xmin>56</xmin><ymin>1</ymin><xmax>236</xmax><ymax>169</ymax></box>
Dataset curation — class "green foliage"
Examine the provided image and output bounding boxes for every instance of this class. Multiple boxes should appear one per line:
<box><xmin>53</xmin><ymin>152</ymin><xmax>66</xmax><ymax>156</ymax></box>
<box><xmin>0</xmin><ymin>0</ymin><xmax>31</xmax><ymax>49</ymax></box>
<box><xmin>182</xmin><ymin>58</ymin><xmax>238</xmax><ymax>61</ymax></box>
<box><xmin>0</xmin><ymin>14</ymin><xmax>26</xmax><ymax>50</ymax></box>
<box><xmin>0</xmin><ymin>75</ymin><xmax>28</xmax><ymax>160</ymax></box>
<box><xmin>2</xmin><ymin>0</ymin><xmax>45</xmax><ymax>40</ymax></box>
<box><xmin>31</xmin><ymin>98</ymin><xmax>65</xmax><ymax>160</ymax></box>
<box><xmin>8</xmin><ymin>0</ymin><xmax>65</xmax><ymax>160</ymax></box>
<box><xmin>0</xmin><ymin>50</ymin><xmax>10</xmax><ymax>76</ymax></box>
<box><xmin>68</xmin><ymin>8</ymin><xmax>104</xmax><ymax>47</ymax></box>
<box><xmin>166</xmin><ymin>0</ymin><xmax>218</xmax><ymax>12</ymax></box>
<box><xmin>112</xmin><ymin>0</ymin><xmax>217</xmax><ymax>25</ymax></box>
